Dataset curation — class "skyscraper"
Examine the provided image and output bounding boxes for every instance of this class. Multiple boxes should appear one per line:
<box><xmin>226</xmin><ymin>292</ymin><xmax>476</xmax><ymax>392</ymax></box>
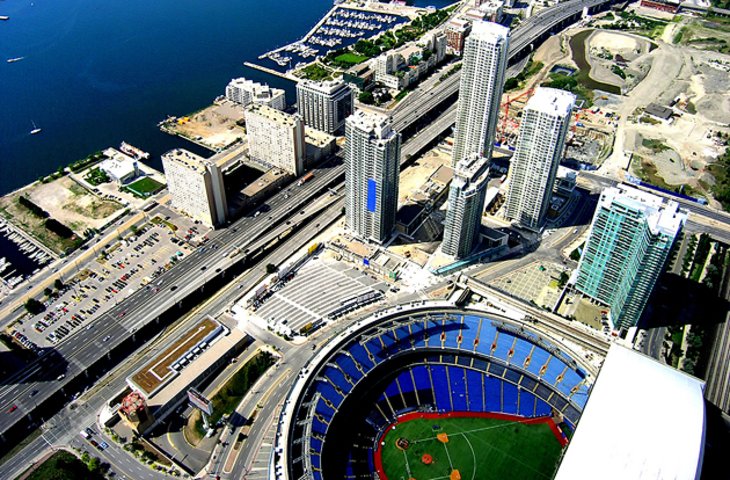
<box><xmin>575</xmin><ymin>185</ymin><xmax>686</xmax><ymax>330</ymax></box>
<box><xmin>345</xmin><ymin>110</ymin><xmax>401</xmax><ymax>244</ymax></box>
<box><xmin>452</xmin><ymin>20</ymin><xmax>509</xmax><ymax>166</ymax></box>
<box><xmin>504</xmin><ymin>87</ymin><xmax>575</xmax><ymax>231</ymax></box>
<box><xmin>245</xmin><ymin>104</ymin><xmax>305</xmax><ymax>176</ymax></box>
<box><xmin>442</xmin><ymin>154</ymin><xmax>490</xmax><ymax>258</ymax></box>
<box><xmin>296</xmin><ymin>79</ymin><xmax>354</xmax><ymax>135</ymax></box>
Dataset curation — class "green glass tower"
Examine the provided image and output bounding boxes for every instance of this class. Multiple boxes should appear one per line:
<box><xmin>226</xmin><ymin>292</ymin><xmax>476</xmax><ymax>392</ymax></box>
<box><xmin>575</xmin><ymin>185</ymin><xmax>686</xmax><ymax>330</ymax></box>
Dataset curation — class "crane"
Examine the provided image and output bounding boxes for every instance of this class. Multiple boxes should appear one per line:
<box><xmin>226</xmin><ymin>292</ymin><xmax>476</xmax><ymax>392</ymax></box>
<box><xmin>498</xmin><ymin>88</ymin><xmax>534</xmax><ymax>144</ymax></box>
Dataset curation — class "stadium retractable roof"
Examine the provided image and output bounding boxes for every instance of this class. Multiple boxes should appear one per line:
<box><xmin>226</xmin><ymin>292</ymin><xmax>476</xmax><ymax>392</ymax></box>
<box><xmin>555</xmin><ymin>345</ymin><xmax>705</xmax><ymax>480</ymax></box>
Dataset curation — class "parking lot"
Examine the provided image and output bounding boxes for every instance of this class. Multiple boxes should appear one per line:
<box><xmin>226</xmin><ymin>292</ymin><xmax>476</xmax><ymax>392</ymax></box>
<box><xmin>491</xmin><ymin>261</ymin><xmax>567</xmax><ymax>310</ymax></box>
<box><xmin>11</xmin><ymin>212</ymin><xmax>205</xmax><ymax>349</ymax></box>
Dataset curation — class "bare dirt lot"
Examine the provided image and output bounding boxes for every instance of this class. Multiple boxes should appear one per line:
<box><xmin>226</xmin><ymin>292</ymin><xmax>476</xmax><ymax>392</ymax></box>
<box><xmin>164</xmin><ymin>100</ymin><xmax>246</xmax><ymax>151</ymax></box>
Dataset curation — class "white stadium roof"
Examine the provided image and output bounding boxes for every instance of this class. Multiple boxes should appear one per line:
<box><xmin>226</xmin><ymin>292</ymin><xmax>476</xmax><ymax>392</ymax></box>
<box><xmin>556</xmin><ymin>345</ymin><xmax>705</xmax><ymax>480</ymax></box>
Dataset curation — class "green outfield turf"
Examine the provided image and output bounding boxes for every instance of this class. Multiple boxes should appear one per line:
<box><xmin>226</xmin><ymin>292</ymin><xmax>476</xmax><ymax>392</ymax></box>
<box><xmin>379</xmin><ymin>416</ymin><xmax>564</xmax><ymax>480</ymax></box>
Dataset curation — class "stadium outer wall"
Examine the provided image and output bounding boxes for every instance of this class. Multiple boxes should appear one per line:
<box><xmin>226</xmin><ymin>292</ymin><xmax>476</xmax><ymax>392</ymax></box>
<box><xmin>269</xmin><ymin>299</ymin><xmax>599</xmax><ymax>480</ymax></box>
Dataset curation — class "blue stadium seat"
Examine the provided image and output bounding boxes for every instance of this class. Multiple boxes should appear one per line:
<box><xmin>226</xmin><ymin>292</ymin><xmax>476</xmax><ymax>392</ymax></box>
<box><xmin>465</xmin><ymin>369</ymin><xmax>483</xmax><ymax>412</ymax></box>
<box><xmin>310</xmin><ymin>437</ymin><xmax>323</xmax><ymax>452</ymax></box>
<box><xmin>317</xmin><ymin>382</ymin><xmax>344</xmax><ymax>408</ymax></box>
<box><xmin>365</xmin><ymin>337</ymin><xmax>385</xmax><ymax>360</ymax></box>
<box><xmin>323</xmin><ymin>366</ymin><xmax>352</xmax><ymax>394</ymax></box>
<box><xmin>312</xmin><ymin>417</ymin><xmax>328</xmax><ymax>436</ymax></box>
<box><xmin>396</xmin><ymin>370</ymin><xmax>416</xmax><ymax>394</ymax></box>
<box><xmin>411</xmin><ymin>365</ymin><xmax>432</xmax><ymax>391</ymax></box>
<box><xmin>492</xmin><ymin>333</ymin><xmax>513</xmax><ymax>361</ymax></box>
<box><xmin>519</xmin><ymin>390</ymin><xmax>536</xmax><ymax>417</ymax></box>
<box><xmin>524</xmin><ymin>347</ymin><xmax>551</xmax><ymax>377</ymax></box>
<box><xmin>385</xmin><ymin>378</ymin><xmax>401</xmax><ymax>400</ymax></box>
<box><xmin>312</xmin><ymin>471</ymin><xmax>322</xmax><ymax>480</ymax></box>
<box><xmin>448</xmin><ymin>366</ymin><xmax>468</xmax><ymax>411</ymax></box>
<box><xmin>348</xmin><ymin>343</ymin><xmax>375</xmax><ymax>371</ymax></box>
<box><xmin>535</xmin><ymin>397</ymin><xmax>552</xmax><ymax>417</ymax></box>
<box><xmin>431</xmin><ymin>365</ymin><xmax>452</xmax><ymax>411</ymax></box>
<box><xmin>335</xmin><ymin>354</ymin><xmax>363</xmax><ymax>383</ymax></box>
<box><xmin>502</xmin><ymin>382</ymin><xmax>519</xmax><ymax>415</ymax></box>
<box><xmin>485</xmin><ymin>376</ymin><xmax>502</xmax><ymax>412</ymax></box>
<box><xmin>311</xmin><ymin>453</ymin><xmax>321</xmax><ymax>470</ymax></box>
<box><xmin>459</xmin><ymin>323</ymin><xmax>479</xmax><ymax>350</ymax></box>
<box><xmin>443</xmin><ymin>325</ymin><xmax>460</xmax><ymax>349</ymax></box>
<box><xmin>510</xmin><ymin>338</ymin><xmax>532</xmax><ymax>367</ymax></box>
<box><xmin>315</xmin><ymin>399</ymin><xmax>335</xmax><ymax>423</ymax></box>
<box><xmin>542</xmin><ymin>357</ymin><xmax>567</xmax><ymax>385</ymax></box>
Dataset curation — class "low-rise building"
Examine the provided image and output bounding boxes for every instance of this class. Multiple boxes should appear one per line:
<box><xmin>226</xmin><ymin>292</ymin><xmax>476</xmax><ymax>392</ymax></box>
<box><xmin>226</xmin><ymin>77</ymin><xmax>286</xmax><ymax>110</ymax></box>
<box><xmin>99</xmin><ymin>148</ymin><xmax>140</xmax><ymax>185</ymax></box>
<box><xmin>162</xmin><ymin>149</ymin><xmax>228</xmax><ymax>227</ymax></box>
<box><xmin>445</xmin><ymin>18</ymin><xmax>472</xmax><ymax>55</ymax></box>
<box><xmin>305</xmin><ymin>128</ymin><xmax>337</xmax><ymax>166</ymax></box>
<box><xmin>554</xmin><ymin>166</ymin><xmax>578</xmax><ymax>197</ymax></box>
<box><xmin>245</xmin><ymin>104</ymin><xmax>305</xmax><ymax>176</ymax></box>
<box><xmin>639</xmin><ymin>0</ymin><xmax>680</xmax><ymax>13</ymax></box>
<box><xmin>373</xmin><ymin>31</ymin><xmax>447</xmax><ymax>90</ymax></box>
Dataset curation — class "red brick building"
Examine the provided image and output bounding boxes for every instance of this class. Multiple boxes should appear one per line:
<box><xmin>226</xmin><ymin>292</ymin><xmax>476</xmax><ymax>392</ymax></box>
<box><xmin>639</xmin><ymin>0</ymin><xmax>680</xmax><ymax>13</ymax></box>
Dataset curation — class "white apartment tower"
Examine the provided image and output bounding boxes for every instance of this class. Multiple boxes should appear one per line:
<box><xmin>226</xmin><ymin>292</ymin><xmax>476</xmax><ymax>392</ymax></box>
<box><xmin>505</xmin><ymin>87</ymin><xmax>575</xmax><ymax>231</ymax></box>
<box><xmin>296</xmin><ymin>79</ymin><xmax>354</xmax><ymax>135</ymax></box>
<box><xmin>452</xmin><ymin>21</ymin><xmax>509</xmax><ymax>167</ymax></box>
<box><xmin>245</xmin><ymin>104</ymin><xmax>305</xmax><ymax>176</ymax></box>
<box><xmin>162</xmin><ymin>149</ymin><xmax>228</xmax><ymax>227</ymax></box>
<box><xmin>442</xmin><ymin>154</ymin><xmax>490</xmax><ymax>258</ymax></box>
<box><xmin>345</xmin><ymin>110</ymin><xmax>401</xmax><ymax>244</ymax></box>
<box><xmin>225</xmin><ymin>77</ymin><xmax>286</xmax><ymax>110</ymax></box>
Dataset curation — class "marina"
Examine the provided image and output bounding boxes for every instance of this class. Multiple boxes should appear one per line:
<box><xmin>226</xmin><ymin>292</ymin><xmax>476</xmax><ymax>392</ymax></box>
<box><xmin>254</xmin><ymin>6</ymin><xmax>409</xmax><ymax>75</ymax></box>
<box><xmin>0</xmin><ymin>219</ymin><xmax>54</xmax><ymax>291</ymax></box>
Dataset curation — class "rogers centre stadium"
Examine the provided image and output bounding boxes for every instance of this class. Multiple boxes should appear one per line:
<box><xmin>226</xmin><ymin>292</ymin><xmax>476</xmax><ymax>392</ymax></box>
<box><xmin>270</xmin><ymin>299</ymin><xmax>706</xmax><ymax>480</ymax></box>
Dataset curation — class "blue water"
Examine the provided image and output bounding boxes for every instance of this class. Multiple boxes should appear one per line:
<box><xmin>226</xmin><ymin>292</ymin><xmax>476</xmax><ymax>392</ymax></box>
<box><xmin>0</xmin><ymin>0</ymin><xmax>332</xmax><ymax>196</ymax></box>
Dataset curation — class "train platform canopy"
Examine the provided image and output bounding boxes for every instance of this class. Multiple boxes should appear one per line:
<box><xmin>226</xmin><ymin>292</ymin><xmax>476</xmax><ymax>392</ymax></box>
<box><xmin>555</xmin><ymin>345</ymin><xmax>705</xmax><ymax>480</ymax></box>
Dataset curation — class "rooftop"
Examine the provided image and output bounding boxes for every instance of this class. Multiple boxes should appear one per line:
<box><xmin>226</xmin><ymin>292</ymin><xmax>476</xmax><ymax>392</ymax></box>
<box><xmin>645</xmin><ymin>102</ymin><xmax>674</xmax><ymax>120</ymax></box>
<box><xmin>470</xmin><ymin>19</ymin><xmax>509</xmax><ymax>42</ymax></box>
<box><xmin>298</xmin><ymin>78</ymin><xmax>349</xmax><ymax>94</ymax></box>
<box><xmin>162</xmin><ymin>148</ymin><xmax>209</xmax><ymax>174</ymax></box>
<box><xmin>526</xmin><ymin>87</ymin><xmax>576</xmax><ymax>118</ymax></box>
<box><xmin>246</xmin><ymin>103</ymin><xmax>301</xmax><ymax>127</ymax></box>
<box><xmin>347</xmin><ymin>109</ymin><xmax>397</xmax><ymax>141</ymax></box>
<box><xmin>99</xmin><ymin>148</ymin><xmax>138</xmax><ymax>179</ymax></box>
<box><xmin>603</xmin><ymin>184</ymin><xmax>687</xmax><ymax>237</ymax></box>
<box><xmin>555</xmin><ymin>345</ymin><xmax>705</xmax><ymax>480</ymax></box>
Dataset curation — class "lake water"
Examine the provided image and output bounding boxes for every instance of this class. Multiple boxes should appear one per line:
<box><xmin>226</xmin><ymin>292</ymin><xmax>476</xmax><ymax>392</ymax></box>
<box><xmin>0</xmin><ymin>0</ymin><xmax>450</xmax><ymax>197</ymax></box>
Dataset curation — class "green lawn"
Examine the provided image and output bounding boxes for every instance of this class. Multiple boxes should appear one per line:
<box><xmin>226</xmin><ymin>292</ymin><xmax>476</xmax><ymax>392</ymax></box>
<box><xmin>127</xmin><ymin>177</ymin><xmax>165</xmax><ymax>197</ymax></box>
<box><xmin>380</xmin><ymin>416</ymin><xmax>564</xmax><ymax>480</ymax></box>
<box><xmin>334</xmin><ymin>52</ymin><xmax>369</xmax><ymax>65</ymax></box>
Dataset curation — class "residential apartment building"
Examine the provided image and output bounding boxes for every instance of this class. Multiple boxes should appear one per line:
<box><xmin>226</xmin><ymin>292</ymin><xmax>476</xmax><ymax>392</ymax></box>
<box><xmin>344</xmin><ymin>110</ymin><xmax>401</xmax><ymax>244</ymax></box>
<box><xmin>296</xmin><ymin>79</ymin><xmax>354</xmax><ymax>135</ymax></box>
<box><xmin>445</xmin><ymin>18</ymin><xmax>472</xmax><ymax>55</ymax></box>
<box><xmin>225</xmin><ymin>77</ymin><xmax>286</xmax><ymax>110</ymax></box>
<box><xmin>162</xmin><ymin>149</ymin><xmax>228</xmax><ymax>227</ymax></box>
<box><xmin>245</xmin><ymin>104</ymin><xmax>305</xmax><ymax>176</ymax></box>
<box><xmin>452</xmin><ymin>20</ymin><xmax>509</xmax><ymax>166</ymax></box>
<box><xmin>505</xmin><ymin>87</ymin><xmax>575</xmax><ymax>231</ymax></box>
<box><xmin>575</xmin><ymin>185</ymin><xmax>686</xmax><ymax>330</ymax></box>
<box><xmin>442</xmin><ymin>154</ymin><xmax>490</xmax><ymax>258</ymax></box>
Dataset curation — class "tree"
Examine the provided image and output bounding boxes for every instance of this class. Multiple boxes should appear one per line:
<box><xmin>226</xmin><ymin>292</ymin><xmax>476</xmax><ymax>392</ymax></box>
<box><xmin>558</xmin><ymin>271</ymin><xmax>570</xmax><ymax>288</ymax></box>
<box><xmin>54</xmin><ymin>279</ymin><xmax>64</xmax><ymax>290</ymax></box>
<box><xmin>266</xmin><ymin>264</ymin><xmax>278</xmax><ymax>274</ymax></box>
<box><xmin>87</xmin><ymin>456</ymin><xmax>101</xmax><ymax>473</ymax></box>
<box><xmin>358</xmin><ymin>91</ymin><xmax>374</xmax><ymax>105</ymax></box>
<box><xmin>25</xmin><ymin>298</ymin><xmax>45</xmax><ymax>315</ymax></box>
<box><xmin>44</xmin><ymin>287</ymin><xmax>53</xmax><ymax>297</ymax></box>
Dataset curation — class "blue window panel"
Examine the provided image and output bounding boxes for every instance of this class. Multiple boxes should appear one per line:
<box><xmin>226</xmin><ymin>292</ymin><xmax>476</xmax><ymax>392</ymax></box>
<box><xmin>323</xmin><ymin>367</ymin><xmax>352</xmax><ymax>395</ymax></box>
<box><xmin>318</xmin><ymin>382</ymin><xmax>344</xmax><ymax>408</ymax></box>
<box><xmin>412</xmin><ymin>365</ymin><xmax>432</xmax><ymax>391</ymax></box>
<box><xmin>535</xmin><ymin>398</ymin><xmax>552</xmax><ymax>417</ymax></box>
<box><xmin>397</xmin><ymin>370</ymin><xmax>416</xmax><ymax>394</ymax></box>
<box><xmin>519</xmin><ymin>390</ymin><xmax>536</xmax><ymax>417</ymax></box>
<box><xmin>510</xmin><ymin>339</ymin><xmax>532</xmax><ymax>367</ymax></box>
<box><xmin>310</xmin><ymin>437</ymin><xmax>323</xmax><ymax>453</ymax></box>
<box><xmin>485</xmin><ymin>376</ymin><xmax>502</xmax><ymax>412</ymax></box>
<box><xmin>448</xmin><ymin>366</ymin><xmax>467</xmax><ymax>411</ymax></box>
<box><xmin>312</xmin><ymin>417</ymin><xmax>328</xmax><ymax>436</ymax></box>
<box><xmin>431</xmin><ymin>365</ymin><xmax>451</xmax><ymax>411</ymax></box>
<box><xmin>466</xmin><ymin>369</ymin><xmax>483</xmax><ymax>412</ymax></box>
<box><xmin>349</xmin><ymin>343</ymin><xmax>374</xmax><ymax>371</ymax></box>
<box><xmin>367</xmin><ymin>179</ymin><xmax>377</xmax><ymax>212</ymax></box>
<box><xmin>525</xmin><ymin>347</ymin><xmax>550</xmax><ymax>376</ymax></box>
<box><xmin>313</xmin><ymin>471</ymin><xmax>323</xmax><ymax>480</ymax></box>
<box><xmin>335</xmin><ymin>355</ymin><xmax>362</xmax><ymax>383</ymax></box>
<box><xmin>493</xmin><ymin>334</ymin><xmax>513</xmax><ymax>361</ymax></box>
<box><xmin>503</xmin><ymin>383</ymin><xmax>519</xmax><ymax>415</ymax></box>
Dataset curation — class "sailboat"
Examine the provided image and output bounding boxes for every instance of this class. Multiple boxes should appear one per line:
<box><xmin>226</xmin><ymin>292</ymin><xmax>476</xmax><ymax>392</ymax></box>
<box><xmin>30</xmin><ymin>121</ymin><xmax>42</xmax><ymax>135</ymax></box>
